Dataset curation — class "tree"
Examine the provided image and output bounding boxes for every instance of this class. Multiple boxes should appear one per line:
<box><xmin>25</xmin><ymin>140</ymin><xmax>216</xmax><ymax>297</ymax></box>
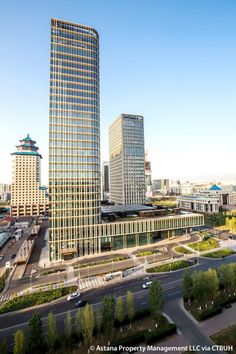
<box><xmin>183</xmin><ymin>269</ymin><xmax>193</xmax><ymax>301</ymax></box>
<box><xmin>219</xmin><ymin>264</ymin><xmax>235</xmax><ymax>294</ymax></box>
<box><xmin>0</xmin><ymin>339</ymin><xmax>8</xmax><ymax>354</ymax></box>
<box><xmin>64</xmin><ymin>311</ymin><xmax>72</xmax><ymax>342</ymax></box>
<box><xmin>117</xmin><ymin>296</ymin><xmax>124</xmax><ymax>331</ymax></box>
<box><xmin>46</xmin><ymin>311</ymin><xmax>57</xmax><ymax>351</ymax></box>
<box><xmin>148</xmin><ymin>280</ymin><xmax>164</xmax><ymax>327</ymax></box>
<box><xmin>127</xmin><ymin>291</ymin><xmax>135</xmax><ymax>328</ymax></box>
<box><xmin>81</xmin><ymin>304</ymin><xmax>95</xmax><ymax>351</ymax></box>
<box><xmin>102</xmin><ymin>295</ymin><xmax>115</xmax><ymax>342</ymax></box>
<box><xmin>205</xmin><ymin>268</ymin><xmax>219</xmax><ymax>305</ymax></box>
<box><xmin>76</xmin><ymin>308</ymin><xmax>83</xmax><ymax>339</ymax></box>
<box><xmin>28</xmin><ymin>312</ymin><xmax>42</xmax><ymax>353</ymax></box>
<box><xmin>193</xmin><ymin>269</ymin><xmax>219</xmax><ymax>308</ymax></box>
<box><xmin>192</xmin><ymin>271</ymin><xmax>208</xmax><ymax>308</ymax></box>
<box><xmin>13</xmin><ymin>330</ymin><xmax>26</xmax><ymax>354</ymax></box>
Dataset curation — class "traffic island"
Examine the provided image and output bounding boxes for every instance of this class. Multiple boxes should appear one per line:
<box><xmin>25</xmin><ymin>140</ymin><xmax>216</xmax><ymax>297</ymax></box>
<box><xmin>0</xmin><ymin>285</ymin><xmax>77</xmax><ymax>314</ymax></box>
<box><xmin>202</xmin><ymin>248</ymin><xmax>235</xmax><ymax>258</ymax></box>
<box><xmin>147</xmin><ymin>260</ymin><xmax>192</xmax><ymax>273</ymax></box>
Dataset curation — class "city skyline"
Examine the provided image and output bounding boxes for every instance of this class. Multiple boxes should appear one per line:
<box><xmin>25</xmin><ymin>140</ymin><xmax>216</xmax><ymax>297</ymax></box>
<box><xmin>1</xmin><ymin>0</ymin><xmax>236</xmax><ymax>184</ymax></box>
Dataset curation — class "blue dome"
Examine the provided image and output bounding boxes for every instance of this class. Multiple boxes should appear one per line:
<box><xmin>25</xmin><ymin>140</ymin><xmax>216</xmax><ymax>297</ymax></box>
<box><xmin>209</xmin><ymin>184</ymin><xmax>222</xmax><ymax>191</ymax></box>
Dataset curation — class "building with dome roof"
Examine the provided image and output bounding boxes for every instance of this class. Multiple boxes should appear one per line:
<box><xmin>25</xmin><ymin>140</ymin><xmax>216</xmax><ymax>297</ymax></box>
<box><xmin>11</xmin><ymin>135</ymin><xmax>49</xmax><ymax>217</ymax></box>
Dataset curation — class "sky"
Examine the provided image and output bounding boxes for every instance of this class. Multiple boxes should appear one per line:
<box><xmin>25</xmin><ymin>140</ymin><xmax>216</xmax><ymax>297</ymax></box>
<box><xmin>1</xmin><ymin>0</ymin><xmax>236</xmax><ymax>185</ymax></box>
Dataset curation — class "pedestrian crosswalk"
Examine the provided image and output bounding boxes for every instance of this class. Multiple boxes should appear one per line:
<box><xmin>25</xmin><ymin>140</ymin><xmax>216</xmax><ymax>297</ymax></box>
<box><xmin>0</xmin><ymin>293</ymin><xmax>13</xmax><ymax>302</ymax></box>
<box><xmin>77</xmin><ymin>275</ymin><xmax>106</xmax><ymax>290</ymax></box>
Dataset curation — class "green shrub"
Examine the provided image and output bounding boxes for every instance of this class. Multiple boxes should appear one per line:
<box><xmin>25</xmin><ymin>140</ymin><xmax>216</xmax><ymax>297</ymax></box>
<box><xmin>0</xmin><ymin>286</ymin><xmax>77</xmax><ymax>314</ymax></box>
<box><xmin>114</xmin><ymin>308</ymin><xmax>151</xmax><ymax>328</ymax></box>
<box><xmin>147</xmin><ymin>260</ymin><xmax>191</xmax><ymax>273</ymax></box>
<box><xmin>203</xmin><ymin>248</ymin><xmax>235</xmax><ymax>258</ymax></box>
<box><xmin>112</xmin><ymin>323</ymin><xmax>177</xmax><ymax>351</ymax></box>
<box><xmin>198</xmin><ymin>306</ymin><xmax>222</xmax><ymax>321</ymax></box>
<box><xmin>174</xmin><ymin>246</ymin><xmax>192</xmax><ymax>254</ymax></box>
<box><xmin>137</xmin><ymin>251</ymin><xmax>154</xmax><ymax>257</ymax></box>
<box><xmin>189</xmin><ymin>238</ymin><xmax>218</xmax><ymax>252</ymax></box>
<box><xmin>112</xmin><ymin>330</ymin><xmax>146</xmax><ymax>349</ymax></box>
<box><xmin>144</xmin><ymin>323</ymin><xmax>176</xmax><ymax>344</ymax></box>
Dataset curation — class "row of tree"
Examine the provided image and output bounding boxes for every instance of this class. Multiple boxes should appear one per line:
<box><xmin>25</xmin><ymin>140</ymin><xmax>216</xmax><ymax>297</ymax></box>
<box><xmin>0</xmin><ymin>280</ymin><xmax>165</xmax><ymax>354</ymax></box>
<box><xmin>225</xmin><ymin>217</ymin><xmax>236</xmax><ymax>232</ymax></box>
<box><xmin>183</xmin><ymin>263</ymin><xmax>236</xmax><ymax>309</ymax></box>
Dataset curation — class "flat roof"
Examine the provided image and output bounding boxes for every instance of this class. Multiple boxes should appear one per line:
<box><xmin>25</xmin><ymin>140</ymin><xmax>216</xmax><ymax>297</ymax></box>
<box><xmin>178</xmin><ymin>196</ymin><xmax>218</xmax><ymax>201</ymax></box>
<box><xmin>101</xmin><ymin>204</ymin><xmax>156</xmax><ymax>214</ymax></box>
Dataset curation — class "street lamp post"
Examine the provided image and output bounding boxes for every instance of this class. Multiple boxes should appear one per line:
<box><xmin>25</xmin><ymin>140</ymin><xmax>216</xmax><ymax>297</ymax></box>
<box><xmin>30</xmin><ymin>275</ymin><xmax>32</xmax><ymax>292</ymax></box>
<box><xmin>87</xmin><ymin>265</ymin><xmax>90</xmax><ymax>278</ymax></box>
<box><xmin>133</xmin><ymin>255</ymin><xmax>136</xmax><ymax>268</ymax></box>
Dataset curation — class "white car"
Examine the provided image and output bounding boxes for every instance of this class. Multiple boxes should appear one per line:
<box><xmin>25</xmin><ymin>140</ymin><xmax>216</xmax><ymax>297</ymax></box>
<box><xmin>142</xmin><ymin>281</ymin><xmax>153</xmax><ymax>289</ymax></box>
<box><xmin>0</xmin><ymin>255</ymin><xmax>4</xmax><ymax>260</ymax></box>
<box><xmin>67</xmin><ymin>291</ymin><xmax>80</xmax><ymax>301</ymax></box>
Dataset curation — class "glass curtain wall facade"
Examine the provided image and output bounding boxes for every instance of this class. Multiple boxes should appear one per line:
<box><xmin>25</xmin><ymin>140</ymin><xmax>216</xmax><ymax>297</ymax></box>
<box><xmin>49</xmin><ymin>18</ymin><xmax>100</xmax><ymax>261</ymax></box>
<box><xmin>109</xmin><ymin>114</ymin><xmax>146</xmax><ymax>205</ymax></box>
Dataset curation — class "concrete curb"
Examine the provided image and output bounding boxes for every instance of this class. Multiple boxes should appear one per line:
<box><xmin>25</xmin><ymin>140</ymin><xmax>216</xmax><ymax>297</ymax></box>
<box><xmin>1</xmin><ymin>265</ymin><xmax>17</xmax><ymax>294</ymax></box>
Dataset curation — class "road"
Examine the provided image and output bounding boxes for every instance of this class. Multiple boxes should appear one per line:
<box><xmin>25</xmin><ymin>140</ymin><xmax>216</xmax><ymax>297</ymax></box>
<box><xmin>0</xmin><ymin>254</ymin><xmax>235</xmax><ymax>352</ymax></box>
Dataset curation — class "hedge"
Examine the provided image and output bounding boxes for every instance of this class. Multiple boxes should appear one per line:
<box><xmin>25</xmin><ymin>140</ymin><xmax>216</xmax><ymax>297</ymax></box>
<box><xmin>198</xmin><ymin>306</ymin><xmax>222</xmax><ymax>321</ymax></box>
<box><xmin>112</xmin><ymin>324</ymin><xmax>176</xmax><ymax>352</ymax></box>
<box><xmin>144</xmin><ymin>323</ymin><xmax>177</xmax><ymax>344</ymax></box>
<box><xmin>147</xmin><ymin>260</ymin><xmax>191</xmax><ymax>273</ymax></box>
<box><xmin>114</xmin><ymin>308</ymin><xmax>151</xmax><ymax>327</ymax></box>
<box><xmin>0</xmin><ymin>286</ymin><xmax>77</xmax><ymax>314</ymax></box>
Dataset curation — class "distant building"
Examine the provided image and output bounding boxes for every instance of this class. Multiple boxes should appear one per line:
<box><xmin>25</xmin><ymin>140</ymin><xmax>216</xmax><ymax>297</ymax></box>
<box><xmin>102</xmin><ymin>161</ymin><xmax>110</xmax><ymax>201</ymax></box>
<box><xmin>180</xmin><ymin>182</ymin><xmax>193</xmax><ymax>195</ymax></box>
<box><xmin>11</xmin><ymin>135</ymin><xmax>49</xmax><ymax>217</ymax></box>
<box><xmin>153</xmin><ymin>179</ymin><xmax>170</xmax><ymax>195</ymax></box>
<box><xmin>109</xmin><ymin>114</ymin><xmax>146</xmax><ymax>205</ymax></box>
<box><xmin>145</xmin><ymin>152</ymin><xmax>152</xmax><ymax>197</ymax></box>
<box><xmin>0</xmin><ymin>184</ymin><xmax>11</xmax><ymax>194</ymax></box>
<box><xmin>177</xmin><ymin>195</ymin><xmax>220</xmax><ymax>214</ymax></box>
<box><xmin>0</xmin><ymin>184</ymin><xmax>11</xmax><ymax>201</ymax></box>
<box><xmin>197</xmin><ymin>184</ymin><xmax>236</xmax><ymax>207</ymax></box>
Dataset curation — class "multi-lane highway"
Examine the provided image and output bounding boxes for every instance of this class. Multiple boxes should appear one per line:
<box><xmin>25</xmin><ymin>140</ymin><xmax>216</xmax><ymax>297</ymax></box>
<box><xmin>0</xmin><ymin>253</ymin><xmax>235</xmax><ymax>353</ymax></box>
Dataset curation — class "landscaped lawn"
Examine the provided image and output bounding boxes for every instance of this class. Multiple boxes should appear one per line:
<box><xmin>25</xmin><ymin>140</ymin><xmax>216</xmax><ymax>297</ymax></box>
<box><xmin>147</xmin><ymin>260</ymin><xmax>191</xmax><ymax>273</ymax></box>
<box><xmin>203</xmin><ymin>248</ymin><xmax>235</xmax><ymax>258</ymax></box>
<box><xmin>211</xmin><ymin>324</ymin><xmax>236</xmax><ymax>353</ymax></box>
<box><xmin>136</xmin><ymin>250</ymin><xmax>160</xmax><ymax>257</ymax></box>
<box><xmin>174</xmin><ymin>246</ymin><xmax>193</xmax><ymax>254</ymax></box>
<box><xmin>0</xmin><ymin>286</ymin><xmax>77</xmax><ymax>314</ymax></box>
<box><xmin>188</xmin><ymin>238</ymin><xmax>219</xmax><ymax>252</ymax></box>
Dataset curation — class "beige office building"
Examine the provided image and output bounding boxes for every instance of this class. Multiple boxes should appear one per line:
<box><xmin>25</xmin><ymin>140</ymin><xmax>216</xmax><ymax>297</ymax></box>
<box><xmin>109</xmin><ymin>114</ymin><xmax>146</xmax><ymax>205</ymax></box>
<box><xmin>11</xmin><ymin>135</ymin><xmax>49</xmax><ymax>217</ymax></box>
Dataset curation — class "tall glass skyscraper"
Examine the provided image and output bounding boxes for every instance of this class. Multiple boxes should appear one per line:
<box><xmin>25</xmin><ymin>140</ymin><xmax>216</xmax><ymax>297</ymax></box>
<box><xmin>49</xmin><ymin>18</ymin><xmax>100</xmax><ymax>261</ymax></box>
<box><xmin>109</xmin><ymin>114</ymin><xmax>146</xmax><ymax>205</ymax></box>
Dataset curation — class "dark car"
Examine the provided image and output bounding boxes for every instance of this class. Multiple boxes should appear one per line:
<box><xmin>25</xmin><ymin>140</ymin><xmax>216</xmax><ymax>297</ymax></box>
<box><xmin>75</xmin><ymin>300</ymin><xmax>88</xmax><ymax>308</ymax></box>
<box><xmin>10</xmin><ymin>254</ymin><xmax>16</xmax><ymax>259</ymax></box>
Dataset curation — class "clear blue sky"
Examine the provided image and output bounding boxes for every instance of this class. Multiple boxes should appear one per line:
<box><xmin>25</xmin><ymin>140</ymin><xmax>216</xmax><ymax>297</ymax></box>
<box><xmin>1</xmin><ymin>0</ymin><xmax>236</xmax><ymax>184</ymax></box>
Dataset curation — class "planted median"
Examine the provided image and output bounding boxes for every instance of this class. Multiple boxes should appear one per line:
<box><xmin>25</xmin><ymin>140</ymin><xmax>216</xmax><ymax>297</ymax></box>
<box><xmin>0</xmin><ymin>286</ymin><xmax>77</xmax><ymax>314</ymax></box>
<box><xmin>147</xmin><ymin>260</ymin><xmax>192</xmax><ymax>273</ymax></box>
<box><xmin>203</xmin><ymin>248</ymin><xmax>235</xmax><ymax>258</ymax></box>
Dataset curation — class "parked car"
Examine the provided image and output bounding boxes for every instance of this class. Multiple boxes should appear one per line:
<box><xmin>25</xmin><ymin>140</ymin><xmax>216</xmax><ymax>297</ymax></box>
<box><xmin>67</xmin><ymin>291</ymin><xmax>80</xmax><ymax>301</ymax></box>
<box><xmin>0</xmin><ymin>255</ymin><xmax>4</xmax><ymax>260</ymax></box>
<box><xmin>10</xmin><ymin>254</ymin><xmax>16</xmax><ymax>259</ymax></box>
<box><xmin>142</xmin><ymin>281</ymin><xmax>153</xmax><ymax>289</ymax></box>
<box><xmin>75</xmin><ymin>300</ymin><xmax>88</xmax><ymax>308</ymax></box>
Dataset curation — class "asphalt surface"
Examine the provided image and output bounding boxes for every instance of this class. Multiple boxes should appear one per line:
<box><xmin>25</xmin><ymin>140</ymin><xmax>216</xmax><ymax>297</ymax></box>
<box><xmin>0</xmin><ymin>254</ymin><xmax>235</xmax><ymax>353</ymax></box>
